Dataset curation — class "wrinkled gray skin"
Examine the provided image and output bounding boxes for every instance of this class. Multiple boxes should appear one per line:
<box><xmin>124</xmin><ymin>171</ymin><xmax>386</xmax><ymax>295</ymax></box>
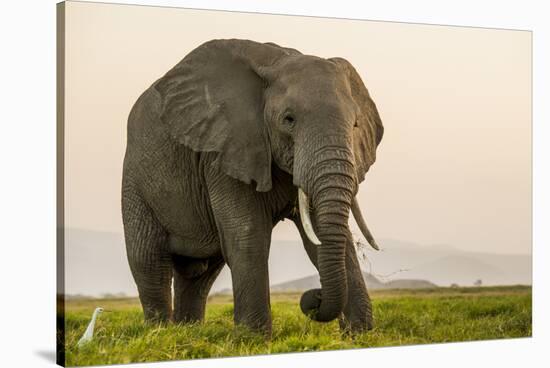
<box><xmin>122</xmin><ymin>39</ymin><xmax>384</xmax><ymax>336</ymax></box>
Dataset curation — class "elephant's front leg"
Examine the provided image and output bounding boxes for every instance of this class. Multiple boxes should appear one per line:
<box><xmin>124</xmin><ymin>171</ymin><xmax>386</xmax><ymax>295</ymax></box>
<box><xmin>207</xmin><ymin>175</ymin><xmax>273</xmax><ymax>336</ymax></box>
<box><xmin>227</xmin><ymin>243</ymin><xmax>271</xmax><ymax>334</ymax></box>
<box><xmin>291</xmin><ymin>216</ymin><xmax>373</xmax><ymax>333</ymax></box>
<box><xmin>338</xmin><ymin>237</ymin><xmax>373</xmax><ymax>333</ymax></box>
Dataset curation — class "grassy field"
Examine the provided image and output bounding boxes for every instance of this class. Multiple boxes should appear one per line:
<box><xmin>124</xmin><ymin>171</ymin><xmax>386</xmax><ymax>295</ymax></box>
<box><xmin>62</xmin><ymin>286</ymin><xmax>531</xmax><ymax>366</ymax></box>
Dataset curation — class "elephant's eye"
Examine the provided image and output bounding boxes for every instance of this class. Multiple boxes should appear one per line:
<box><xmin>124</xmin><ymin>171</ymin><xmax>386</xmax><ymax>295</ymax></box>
<box><xmin>354</xmin><ymin>120</ymin><xmax>359</xmax><ymax>128</ymax></box>
<box><xmin>282</xmin><ymin>113</ymin><xmax>295</xmax><ymax>126</ymax></box>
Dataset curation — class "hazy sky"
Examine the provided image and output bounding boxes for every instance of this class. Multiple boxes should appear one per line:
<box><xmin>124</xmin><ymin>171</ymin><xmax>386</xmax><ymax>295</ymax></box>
<box><xmin>64</xmin><ymin>2</ymin><xmax>531</xmax><ymax>255</ymax></box>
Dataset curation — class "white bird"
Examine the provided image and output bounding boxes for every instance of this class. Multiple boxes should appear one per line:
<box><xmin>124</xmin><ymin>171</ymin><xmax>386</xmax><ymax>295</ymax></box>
<box><xmin>77</xmin><ymin>307</ymin><xmax>106</xmax><ymax>347</ymax></box>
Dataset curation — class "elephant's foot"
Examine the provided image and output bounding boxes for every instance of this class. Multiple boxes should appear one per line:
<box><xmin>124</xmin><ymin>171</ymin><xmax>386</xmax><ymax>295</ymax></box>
<box><xmin>142</xmin><ymin>301</ymin><xmax>172</xmax><ymax>324</ymax></box>
<box><xmin>135</xmin><ymin>273</ymin><xmax>173</xmax><ymax>324</ymax></box>
<box><xmin>339</xmin><ymin>313</ymin><xmax>373</xmax><ymax>335</ymax></box>
<box><xmin>233</xmin><ymin>320</ymin><xmax>272</xmax><ymax>341</ymax></box>
<box><xmin>232</xmin><ymin>298</ymin><xmax>273</xmax><ymax>339</ymax></box>
<box><xmin>137</xmin><ymin>272</ymin><xmax>173</xmax><ymax>324</ymax></box>
<box><xmin>339</xmin><ymin>291</ymin><xmax>374</xmax><ymax>335</ymax></box>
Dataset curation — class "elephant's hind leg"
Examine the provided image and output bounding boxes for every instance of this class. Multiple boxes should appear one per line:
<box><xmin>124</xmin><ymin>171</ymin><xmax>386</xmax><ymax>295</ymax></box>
<box><xmin>172</xmin><ymin>255</ymin><xmax>225</xmax><ymax>323</ymax></box>
<box><xmin>122</xmin><ymin>189</ymin><xmax>173</xmax><ymax>323</ymax></box>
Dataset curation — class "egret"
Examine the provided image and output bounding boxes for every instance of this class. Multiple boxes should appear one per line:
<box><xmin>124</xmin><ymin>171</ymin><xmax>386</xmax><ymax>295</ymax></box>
<box><xmin>77</xmin><ymin>307</ymin><xmax>106</xmax><ymax>347</ymax></box>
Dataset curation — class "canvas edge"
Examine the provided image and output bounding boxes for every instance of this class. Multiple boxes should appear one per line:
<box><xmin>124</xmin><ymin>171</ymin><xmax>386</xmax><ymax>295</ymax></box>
<box><xmin>56</xmin><ymin>2</ymin><xmax>66</xmax><ymax>367</ymax></box>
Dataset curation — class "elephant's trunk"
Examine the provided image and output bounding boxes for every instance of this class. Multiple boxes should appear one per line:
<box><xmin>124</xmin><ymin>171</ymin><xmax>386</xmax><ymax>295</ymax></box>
<box><xmin>295</xmin><ymin>136</ymin><xmax>357</xmax><ymax>322</ymax></box>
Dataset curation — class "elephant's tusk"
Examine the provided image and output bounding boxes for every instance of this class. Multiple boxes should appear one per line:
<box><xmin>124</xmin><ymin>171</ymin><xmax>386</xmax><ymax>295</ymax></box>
<box><xmin>351</xmin><ymin>197</ymin><xmax>380</xmax><ymax>250</ymax></box>
<box><xmin>298</xmin><ymin>189</ymin><xmax>322</xmax><ymax>246</ymax></box>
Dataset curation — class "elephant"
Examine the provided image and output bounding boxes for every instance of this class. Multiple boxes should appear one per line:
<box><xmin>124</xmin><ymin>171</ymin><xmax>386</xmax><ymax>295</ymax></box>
<box><xmin>122</xmin><ymin>39</ymin><xmax>384</xmax><ymax>336</ymax></box>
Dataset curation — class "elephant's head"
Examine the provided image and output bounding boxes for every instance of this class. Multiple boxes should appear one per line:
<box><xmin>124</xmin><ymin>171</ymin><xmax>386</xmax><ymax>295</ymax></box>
<box><xmin>156</xmin><ymin>39</ymin><xmax>383</xmax><ymax>323</ymax></box>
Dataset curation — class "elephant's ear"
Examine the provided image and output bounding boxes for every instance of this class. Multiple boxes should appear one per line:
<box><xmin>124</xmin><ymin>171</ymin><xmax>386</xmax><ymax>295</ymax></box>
<box><xmin>155</xmin><ymin>40</ymin><xmax>291</xmax><ymax>192</ymax></box>
<box><xmin>329</xmin><ymin>57</ymin><xmax>384</xmax><ymax>183</ymax></box>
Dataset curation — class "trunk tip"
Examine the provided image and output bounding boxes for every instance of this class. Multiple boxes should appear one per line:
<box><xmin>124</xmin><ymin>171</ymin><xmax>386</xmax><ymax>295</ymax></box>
<box><xmin>300</xmin><ymin>288</ymin><xmax>343</xmax><ymax>322</ymax></box>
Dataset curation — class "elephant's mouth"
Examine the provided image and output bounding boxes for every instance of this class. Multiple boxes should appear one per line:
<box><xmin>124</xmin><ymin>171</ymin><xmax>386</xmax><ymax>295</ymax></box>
<box><xmin>297</xmin><ymin>187</ymin><xmax>378</xmax><ymax>250</ymax></box>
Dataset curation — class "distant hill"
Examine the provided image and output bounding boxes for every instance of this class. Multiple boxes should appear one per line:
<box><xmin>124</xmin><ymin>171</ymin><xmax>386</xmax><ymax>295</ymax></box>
<box><xmin>270</xmin><ymin>273</ymin><xmax>382</xmax><ymax>292</ymax></box>
<box><xmin>269</xmin><ymin>272</ymin><xmax>436</xmax><ymax>292</ymax></box>
<box><xmin>383</xmin><ymin>279</ymin><xmax>437</xmax><ymax>289</ymax></box>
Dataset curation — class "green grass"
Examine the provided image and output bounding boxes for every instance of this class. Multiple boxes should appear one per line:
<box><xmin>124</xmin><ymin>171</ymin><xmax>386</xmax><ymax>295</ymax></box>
<box><xmin>62</xmin><ymin>286</ymin><xmax>531</xmax><ymax>366</ymax></box>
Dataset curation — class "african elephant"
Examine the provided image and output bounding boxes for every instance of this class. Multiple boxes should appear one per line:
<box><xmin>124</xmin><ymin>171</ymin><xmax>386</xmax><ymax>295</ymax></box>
<box><xmin>122</xmin><ymin>39</ymin><xmax>384</xmax><ymax>336</ymax></box>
